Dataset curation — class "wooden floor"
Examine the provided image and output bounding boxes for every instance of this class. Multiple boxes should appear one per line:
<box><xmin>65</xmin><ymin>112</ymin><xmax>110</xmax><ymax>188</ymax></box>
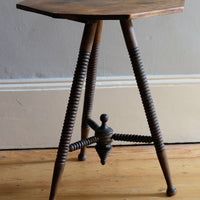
<box><xmin>0</xmin><ymin>144</ymin><xmax>200</xmax><ymax>200</ymax></box>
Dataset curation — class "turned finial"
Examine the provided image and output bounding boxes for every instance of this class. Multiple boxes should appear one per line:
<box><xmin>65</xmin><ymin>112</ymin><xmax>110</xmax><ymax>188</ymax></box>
<box><xmin>100</xmin><ymin>114</ymin><xmax>108</xmax><ymax>128</ymax></box>
<box><xmin>95</xmin><ymin>114</ymin><xmax>113</xmax><ymax>165</ymax></box>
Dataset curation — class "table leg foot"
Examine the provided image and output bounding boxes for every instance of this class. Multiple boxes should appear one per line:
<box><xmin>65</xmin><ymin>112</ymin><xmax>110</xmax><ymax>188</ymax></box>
<box><xmin>120</xmin><ymin>19</ymin><xmax>176</xmax><ymax>196</ymax></box>
<box><xmin>49</xmin><ymin>22</ymin><xmax>97</xmax><ymax>200</ymax></box>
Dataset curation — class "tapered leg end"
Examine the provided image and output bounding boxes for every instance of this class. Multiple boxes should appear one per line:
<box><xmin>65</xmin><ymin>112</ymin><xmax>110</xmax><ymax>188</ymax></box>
<box><xmin>49</xmin><ymin>163</ymin><xmax>65</xmax><ymax>200</ymax></box>
<box><xmin>166</xmin><ymin>186</ymin><xmax>177</xmax><ymax>197</ymax></box>
<box><xmin>78</xmin><ymin>153</ymin><xmax>87</xmax><ymax>161</ymax></box>
<box><xmin>49</xmin><ymin>193</ymin><xmax>55</xmax><ymax>200</ymax></box>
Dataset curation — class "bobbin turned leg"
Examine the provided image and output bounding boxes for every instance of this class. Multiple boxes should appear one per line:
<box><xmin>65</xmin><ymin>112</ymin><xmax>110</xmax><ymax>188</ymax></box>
<box><xmin>78</xmin><ymin>21</ymin><xmax>103</xmax><ymax>161</ymax></box>
<box><xmin>49</xmin><ymin>22</ymin><xmax>97</xmax><ymax>200</ymax></box>
<box><xmin>120</xmin><ymin>19</ymin><xmax>176</xmax><ymax>196</ymax></box>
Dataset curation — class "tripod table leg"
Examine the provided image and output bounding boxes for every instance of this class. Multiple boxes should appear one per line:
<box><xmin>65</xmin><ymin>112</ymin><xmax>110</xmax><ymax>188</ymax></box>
<box><xmin>120</xmin><ymin>19</ymin><xmax>176</xmax><ymax>197</ymax></box>
<box><xmin>79</xmin><ymin>20</ymin><xmax>103</xmax><ymax>161</ymax></box>
<box><xmin>49</xmin><ymin>22</ymin><xmax>97</xmax><ymax>200</ymax></box>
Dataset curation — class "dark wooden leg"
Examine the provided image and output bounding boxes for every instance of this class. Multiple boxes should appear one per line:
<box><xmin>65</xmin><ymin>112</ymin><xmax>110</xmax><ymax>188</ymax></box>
<box><xmin>49</xmin><ymin>22</ymin><xmax>97</xmax><ymax>200</ymax></box>
<box><xmin>120</xmin><ymin>19</ymin><xmax>176</xmax><ymax>197</ymax></box>
<box><xmin>78</xmin><ymin>21</ymin><xmax>103</xmax><ymax>161</ymax></box>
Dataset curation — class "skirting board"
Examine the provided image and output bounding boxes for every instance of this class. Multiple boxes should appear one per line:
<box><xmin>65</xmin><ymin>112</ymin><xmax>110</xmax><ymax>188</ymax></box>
<box><xmin>1</xmin><ymin>75</ymin><xmax>200</xmax><ymax>149</ymax></box>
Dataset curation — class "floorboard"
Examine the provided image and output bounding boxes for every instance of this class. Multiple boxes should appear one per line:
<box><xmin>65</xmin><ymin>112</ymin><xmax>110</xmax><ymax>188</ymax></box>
<box><xmin>0</xmin><ymin>144</ymin><xmax>200</xmax><ymax>200</ymax></box>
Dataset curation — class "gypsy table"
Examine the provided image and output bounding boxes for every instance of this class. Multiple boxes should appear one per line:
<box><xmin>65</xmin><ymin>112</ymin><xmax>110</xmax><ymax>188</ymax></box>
<box><xmin>16</xmin><ymin>0</ymin><xmax>185</xmax><ymax>199</ymax></box>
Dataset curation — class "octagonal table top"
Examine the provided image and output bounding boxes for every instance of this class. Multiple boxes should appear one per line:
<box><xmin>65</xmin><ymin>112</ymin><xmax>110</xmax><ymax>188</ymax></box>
<box><xmin>17</xmin><ymin>0</ymin><xmax>185</xmax><ymax>22</ymax></box>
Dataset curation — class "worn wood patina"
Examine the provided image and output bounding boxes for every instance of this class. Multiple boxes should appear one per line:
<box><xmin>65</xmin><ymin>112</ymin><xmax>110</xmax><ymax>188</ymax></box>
<box><xmin>17</xmin><ymin>0</ymin><xmax>184</xmax><ymax>22</ymax></box>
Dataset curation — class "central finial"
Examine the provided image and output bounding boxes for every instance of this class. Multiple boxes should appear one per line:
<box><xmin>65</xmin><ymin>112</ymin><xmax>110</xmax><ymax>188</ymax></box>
<box><xmin>95</xmin><ymin>114</ymin><xmax>113</xmax><ymax>165</ymax></box>
<box><xmin>100</xmin><ymin>114</ymin><xmax>108</xmax><ymax>126</ymax></box>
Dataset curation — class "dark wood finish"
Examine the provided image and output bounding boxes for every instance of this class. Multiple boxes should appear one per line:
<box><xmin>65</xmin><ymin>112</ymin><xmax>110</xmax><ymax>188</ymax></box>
<box><xmin>158</xmin><ymin>151</ymin><xmax>177</xmax><ymax>196</ymax></box>
<box><xmin>49</xmin><ymin>22</ymin><xmax>97</xmax><ymax>200</ymax></box>
<box><xmin>112</xmin><ymin>133</ymin><xmax>153</xmax><ymax>143</ymax></box>
<box><xmin>17</xmin><ymin>0</ymin><xmax>185</xmax><ymax>22</ymax></box>
<box><xmin>79</xmin><ymin>21</ymin><xmax>103</xmax><ymax>161</ymax></box>
<box><xmin>120</xmin><ymin>19</ymin><xmax>176</xmax><ymax>196</ymax></box>
<box><xmin>71</xmin><ymin>113</ymin><xmax>155</xmax><ymax>157</ymax></box>
<box><xmin>78</xmin><ymin>128</ymin><xmax>90</xmax><ymax>161</ymax></box>
<box><xmin>87</xmin><ymin>117</ymin><xmax>99</xmax><ymax>131</ymax></box>
<box><xmin>94</xmin><ymin>114</ymin><xmax>113</xmax><ymax>165</ymax></box>
<box><xmin>69</xmin><ymin>136</ymin><xmax>99</xmax><ymax>152</ymax></box>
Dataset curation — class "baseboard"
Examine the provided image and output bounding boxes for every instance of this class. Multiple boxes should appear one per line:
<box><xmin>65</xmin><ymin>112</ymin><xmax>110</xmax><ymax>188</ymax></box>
<box><xmin>1</xmin><ymin>75</ymin><xmax>200</xmax><ymax>149</ymax></box>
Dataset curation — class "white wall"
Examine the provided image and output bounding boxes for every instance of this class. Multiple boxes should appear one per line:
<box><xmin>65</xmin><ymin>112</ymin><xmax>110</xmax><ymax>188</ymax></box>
<box><xmin>1</xmin><ymin>0</ymin><xmax>200</xmax><ymax>149</ymax></box>
<box><xmin>0</xmin><ymin>0</ymin><xmax>200</xmax><ymax>79</ymax></box>
<box><xmin>1</xmin><ymin>75</ymin><xmax>200</xmax><ymax>149</ymax></box>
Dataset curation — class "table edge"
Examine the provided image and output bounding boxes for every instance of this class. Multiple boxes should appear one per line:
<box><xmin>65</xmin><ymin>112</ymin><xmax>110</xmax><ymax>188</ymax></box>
<box><xmin>16</xmin><ymin>4</ymin><xmax>184</xmax><ymax>23</ymax></box>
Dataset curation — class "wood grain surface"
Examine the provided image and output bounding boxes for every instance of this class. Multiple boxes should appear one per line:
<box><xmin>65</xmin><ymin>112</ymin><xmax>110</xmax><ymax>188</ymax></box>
<box><xmin>17</xmin><ymin>0</ymin><xmax>185</xmax><ymax>22</ymax></box>
<box><xmin>0</xmin><ymin>144</ymin><xmax>200</xmax><ymax>200</ymax></box>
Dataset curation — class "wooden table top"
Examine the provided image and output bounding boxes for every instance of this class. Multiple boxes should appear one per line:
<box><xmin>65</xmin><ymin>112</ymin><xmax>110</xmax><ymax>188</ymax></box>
<box><xmin>17</xmin><ymin>0</ymin><xmax>185</xmax><ymax>22</ymax></box>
